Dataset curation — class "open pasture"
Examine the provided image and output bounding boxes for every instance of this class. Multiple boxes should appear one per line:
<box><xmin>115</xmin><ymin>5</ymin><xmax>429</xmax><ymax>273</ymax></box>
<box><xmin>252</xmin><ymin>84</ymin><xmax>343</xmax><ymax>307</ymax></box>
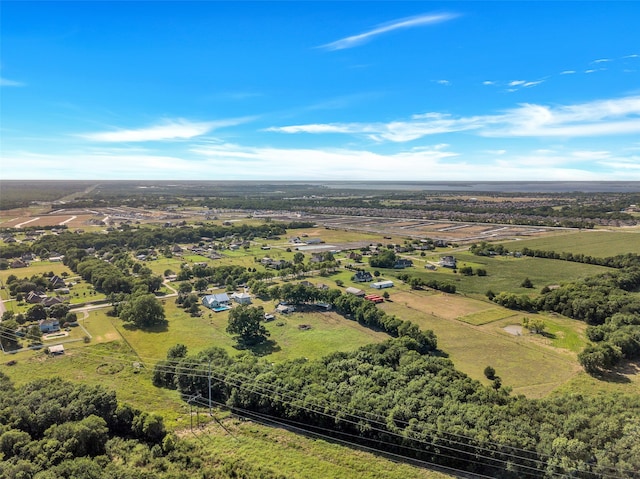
<box><xmin>407</xmin><ymin>253</ymin><xmax>614</xmax><ymax>296</ymax></box>
<box><xmin>502</xmin><ymin>230</ymin><xmax>640</xmax><ymax>256</ymax></box>
<box><xmin>381</xmin><ymin>290</ymin><xmax>583</xmax><ymax>397</ymax></box>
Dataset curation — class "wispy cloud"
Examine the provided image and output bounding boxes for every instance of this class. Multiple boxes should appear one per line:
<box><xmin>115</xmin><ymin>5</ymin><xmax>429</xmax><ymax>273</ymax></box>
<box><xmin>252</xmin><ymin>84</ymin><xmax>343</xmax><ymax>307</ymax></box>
<box><xmin>560</xmin><ymin>70</ymin><xmax>576</xmax><ymax>75</ymax></box>
<box><xmin>482</xmin><ymin>81</ymin><xmax>495</xmax><ymax>85</ymax></box>
<box><xmin>319</xmin><ymin>13</ymin><xmax>458</xmax><ymax>51</ymax></box>
<box><xmin>506</xmin><ymin>79</ymin><xmax>545</xmax><ymax>91</ymax></box>
<box><xmin>7</xmin><ymin>143</ymin><xmax>634</xmax><ymax>181</ymax></box>
<box><xmin>0</xmin><ymin>77</ymin><xmax>25</xmax><ymax>87</ymax></box>
<box><xmin>79</xmin><ymin>118</ymin><xmax>251</xmax><ymax>142</ymax></box>
<box><xmin>435</xmin><ymin>79</ymin><xmax>451</xmax><ymax>86</ymax></box>
<box><xmin>268</xmin><ymin>95</ymin><xmax>640</xmax><ymax>142</ymax></box>
<box><xmin>267</xmin><ymin>112</ymin><xmax>485</xmax><ymax>142</ymax></box>
<box><xmin>592</xmin><ymin>58</ymin><xmax>611</xmax><ymax>64</ymax></box>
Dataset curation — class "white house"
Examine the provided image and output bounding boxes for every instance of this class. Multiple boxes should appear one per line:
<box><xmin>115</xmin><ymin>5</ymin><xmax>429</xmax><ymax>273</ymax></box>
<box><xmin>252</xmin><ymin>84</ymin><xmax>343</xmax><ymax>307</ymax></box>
<box><xmin>202</xmin><ymin>293</ymin><xmax>231</xmax><ymax>310</ymax></box>
<box><xmin>39</xmin><ymin>319</ymin><xmax>60</xmax><ymax>333</ymax></box>
<box><xmin>372</xmin><ymin>280</ymin><xmax>394</xmax><ymax>289</ymax></box>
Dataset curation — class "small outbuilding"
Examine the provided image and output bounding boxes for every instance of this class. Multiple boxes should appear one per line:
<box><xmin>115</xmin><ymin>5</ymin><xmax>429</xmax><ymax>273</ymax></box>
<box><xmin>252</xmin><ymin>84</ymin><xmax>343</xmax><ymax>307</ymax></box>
<box><xmin>232</xmin><ymin>292</ymin><xmax>252</xmax><ymax>305</ymax></box>
<box><xmin>372</xmin><ymin>280</ymin><xmax>394</xmax><ymax>289</ymax></box>
<box><xmin>345</xmin><ymin>287</ymin><xmax>366</xmax><ymax>296</ymax></box>
<box><xmin>48</xmin><ymin>344</ymin><xmax>65</xmax><ymax>355</ymax></box>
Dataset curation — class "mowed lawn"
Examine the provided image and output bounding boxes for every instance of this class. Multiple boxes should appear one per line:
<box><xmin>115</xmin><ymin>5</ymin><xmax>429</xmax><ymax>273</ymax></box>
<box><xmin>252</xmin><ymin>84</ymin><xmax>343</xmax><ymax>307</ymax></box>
<box><xmin>501</xmin><ymin>230</ymin><xmax>640</xmax><ymax>256</ymax></box>
<box><xmin>113</xmin><ymin>299</ymin><xmax>391</xmax><ymax>366</ymax></box>
<box><xmin>381</xmin><ymin>290</ymin><xmax>583</xmax><ymax>397</ymax></box>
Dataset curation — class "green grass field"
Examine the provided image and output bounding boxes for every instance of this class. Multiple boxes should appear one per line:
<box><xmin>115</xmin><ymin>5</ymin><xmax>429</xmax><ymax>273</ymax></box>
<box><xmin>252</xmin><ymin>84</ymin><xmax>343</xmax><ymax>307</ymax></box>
<box><xmin>188</xmin><ymin>418</ymin><xmax>454</xmax><ymax>479</ymax></box>
<box><xmin>0</xmin><ymin>260</ymin><xmax>72</xmax><ymax>284</ymax></box>
<box><xmin>502</xmin><ymin>230</ymin><xmax>640</xmax><ymax>257</ymax></box>
<box><xmin>110</xmin><ymin>298</ymin><xmax>390</xmax><ymax>365</ymax></box>
<box><xmin>402</xmin><ymin>252</ymin><xmax>613</xmax><ymax>297</ymax></box>
<box><xmin>381</xmin><ymin>290</ymin><xmax>583</xmax><ymax>397</ymax></box>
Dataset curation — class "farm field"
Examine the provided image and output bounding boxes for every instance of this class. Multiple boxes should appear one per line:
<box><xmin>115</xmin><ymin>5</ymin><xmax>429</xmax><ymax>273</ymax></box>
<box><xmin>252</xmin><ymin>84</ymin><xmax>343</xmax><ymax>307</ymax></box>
<box><xmin>502</xmin><ymin>230</ymin><xmax>640</xmax><ymax>256</ymax></box>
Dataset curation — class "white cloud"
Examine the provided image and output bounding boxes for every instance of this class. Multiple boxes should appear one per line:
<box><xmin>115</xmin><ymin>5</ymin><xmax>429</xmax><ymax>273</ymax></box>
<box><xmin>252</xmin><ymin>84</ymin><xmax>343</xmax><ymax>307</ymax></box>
<box><xmin>181</xmin><ymin>142</ymin><xmax>467</xmax><ymax>180</ymax></box>
<box><xmin>4</xmin><ymin>142</ymin><xmax>639</xmax><ymax>181</ymax></box>
<box><xmin>585</xmin><ymin>69</ymin><xmax>596</xmax><ymax>73</ymax></box>
<box><xmin>268</xmin><ymin>95</ymin><xmax>640</xmax><ymax>142</ymax></box>
<box><xmin>597</xmin><ymin>157</ymin><xmax>640</xmax><ymax>170</ymax></box>
<box><xmin>0</xmin><ymin>77</ymin><xmax>25</xmax><ymax>87</ymax></box>
<box><xmin>487</xmin><ymin>96</ymin><xmax>640</xmax><ymax>137</ymax></box>
<box><xmin>79</xmin><ymin>118</ymin><xmax>250</xmax><ymax>142</ymax></box>
<box><xmin>482</xmin><ymin>81</ymin><xmax>495</xmax><ymax>85</ymax></box>
<box><xmin>592</xmin><ymin>58</ymin><xmax>611</xmax><ymax>64</ymax></box>
<box><xmin>571</xmin><ymin>150</ymin><xmax>611</xmax><ymax>160</ymax></box>
<box><xmin>560</xmin><ymin>70</ymin><xmax>576</xmax><ymax>75</ymax></box>
<box><xmin>319</xmin><ymin>13</ymin><xmax>458</xmax><ymax>51</ymax></box>
<box><xmin>507</xmin><ymin>79</ymin><xmax>544</xmax><ymax>91</ymax></box>
<box><xmin>435</xmin><ymin>79</ymin><xmax>450</xmax><ymax>85</ymax></box>
<box><xmin>268</xmin><ymin>113</ymin><xmax>486</xmax><ymax>142</ymax></box>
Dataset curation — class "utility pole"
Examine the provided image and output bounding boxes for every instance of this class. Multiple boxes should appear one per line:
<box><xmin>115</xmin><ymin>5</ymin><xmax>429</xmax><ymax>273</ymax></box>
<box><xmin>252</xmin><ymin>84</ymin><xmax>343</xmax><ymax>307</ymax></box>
<box><xmin>208</xmin><ymin>359</ymin><xmax>212</xmax><ymax>416</ymax></box>
<box><xmin>186</xmin><ymin>394</ymin><xmax>202</xmax><ymax>432</ymax></box>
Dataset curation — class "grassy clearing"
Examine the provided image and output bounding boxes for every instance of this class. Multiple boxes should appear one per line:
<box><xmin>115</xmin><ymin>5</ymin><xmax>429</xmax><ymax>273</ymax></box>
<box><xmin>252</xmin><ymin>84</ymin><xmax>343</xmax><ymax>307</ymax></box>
<box><xmin>112</xmin><ymin>297</ymin><xmax>390</xmax><ymax>367</ymax></box>
<box><xmin>551</xmin><ymin>361</ymin><xmax>640</xmax><ymax>397</ymax></box>
<box><xmin>457</xmin><ymin>308</ymin><xmax>516</xmax><ymax>325</ymax></box>
<box><xmin>381</xmin><ymin>290</ymin><xmax>582</xmax><ymax>397</ymax></box>
<box><xmin>294</xmin><ymin>227</ymin><xmax>389</xmax><ymax>244</ymax></box>
<box><xmin>1</xmin><ymin>341</ymin><xmax>186</xmax><ymax>422</ymax></box>
<box><xmin>502</xmin><ymin>230</ymin><xmax>640</xmax><ymax>256</ymax></box>
<box><xmin>186</xmin><ymin>418</ymin><xmax>454</xmax><ymax>479</ymax></box>
<box><xmin>263</xmin><ymin>310</ymin><xmax>389</xmax><ymax>362</ymax></box>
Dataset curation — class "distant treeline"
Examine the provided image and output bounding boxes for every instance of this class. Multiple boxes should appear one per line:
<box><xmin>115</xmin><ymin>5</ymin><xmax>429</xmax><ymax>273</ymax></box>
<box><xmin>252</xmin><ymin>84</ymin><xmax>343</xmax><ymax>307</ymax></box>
<box><xmin>23</xmin><ymin>188</ymin><xmax>639</xmax><ymax>227</ymax></box>
<box><xmin>1</xmin><ymin>223</ymin><xmax>292</xmax><ymax>260</ymax></box>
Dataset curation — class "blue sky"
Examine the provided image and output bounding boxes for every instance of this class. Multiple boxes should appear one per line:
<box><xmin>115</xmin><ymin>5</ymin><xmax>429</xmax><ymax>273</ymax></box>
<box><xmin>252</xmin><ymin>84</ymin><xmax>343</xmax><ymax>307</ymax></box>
<box><xmin>1</xmin><ymin>1</ymin><xmax>639</xmax><ymax>181</ymax></box>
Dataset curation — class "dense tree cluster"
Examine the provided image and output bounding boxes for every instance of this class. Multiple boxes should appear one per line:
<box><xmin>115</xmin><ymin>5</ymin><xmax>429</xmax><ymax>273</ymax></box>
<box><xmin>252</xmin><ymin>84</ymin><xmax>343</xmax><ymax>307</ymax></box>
<box><xmin>396</xmin><ymin>273</ymin><xmax>457</xmax><ymax>294</ymax></box>
<box><xmin>0</xmin><ymin>374</ymin><xmax>286</xmax><ymax>479</ymax></box>
<box><xmin>0</xmin><ymin>375</ymin><xmax>166</xmax><ymax>477</ymax></box>
<box><xmin>118</xmin><ymin>293</ymin><xmax>166</xmax><ymax>328</ymax></box>
<box><xmin>0</xmin><ymin>223</ymin><xmax>290</xmax><ymax>261</ymax></box>
<box><xmin>369</xmin><ymin>250</ymin><xmax>397</xmax><ymax>268</ymax></box>
<box><xmin>153</xmin><ymin>340</ymin><xmax>640</xmax><ymax>478</ymax></box>
<box><xmin>227</xmin><ymin>305</ymin><xmax>270</xmax><ymax>346</ymax></box>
